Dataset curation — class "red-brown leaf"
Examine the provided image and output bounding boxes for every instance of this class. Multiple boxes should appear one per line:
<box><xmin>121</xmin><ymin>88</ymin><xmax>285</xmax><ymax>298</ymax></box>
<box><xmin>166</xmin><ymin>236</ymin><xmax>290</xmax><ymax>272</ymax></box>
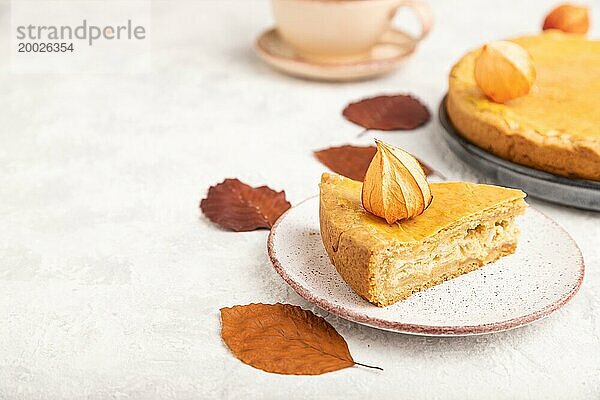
<box><xmin>315</xmin><ymin>145</ymin><xmax>433</xmax><ymax>181</ymax></box>
<box><xmin>343</xmin><ymin>94</ymin><xmax>431</xmax><ymax>131</ymax></box>
<box><xmin>221</xmin><ymin>303</ymin><xmax>381</xmax><ymax>375</ymax></box>
<box><xmin>200</xmin><ymin>179</ymin><xmax>291</xmax><ymax>231</ymax></box>
<box><xmin>315</xmin><ymin>145</ymin><xmax>377</xmax><ymax>181</ymax></box>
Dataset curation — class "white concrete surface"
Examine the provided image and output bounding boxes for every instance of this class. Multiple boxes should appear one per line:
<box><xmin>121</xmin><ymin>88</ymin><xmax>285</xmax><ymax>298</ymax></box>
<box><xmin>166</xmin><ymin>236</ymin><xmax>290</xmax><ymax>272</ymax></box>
<box><xmin>0</xmin><ymin>1</ymin><xmax>598</xmax><ymax>399</ymax></box>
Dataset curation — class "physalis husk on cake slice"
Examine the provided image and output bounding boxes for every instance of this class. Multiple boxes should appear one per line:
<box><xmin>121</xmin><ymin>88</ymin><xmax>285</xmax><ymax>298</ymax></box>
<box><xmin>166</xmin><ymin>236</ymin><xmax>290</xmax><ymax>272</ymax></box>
<box><xmin>362</xmin><ymin>140</ymin><xmax>432</xmax><ymax>224</ymax></box>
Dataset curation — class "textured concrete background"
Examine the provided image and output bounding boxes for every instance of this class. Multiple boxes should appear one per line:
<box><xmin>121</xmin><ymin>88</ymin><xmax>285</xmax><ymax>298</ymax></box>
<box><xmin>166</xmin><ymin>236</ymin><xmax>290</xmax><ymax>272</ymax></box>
<box><xmin>0</xmin><ymin>0</ymin><xmax>599</xmax><ymax>398</ymax></box>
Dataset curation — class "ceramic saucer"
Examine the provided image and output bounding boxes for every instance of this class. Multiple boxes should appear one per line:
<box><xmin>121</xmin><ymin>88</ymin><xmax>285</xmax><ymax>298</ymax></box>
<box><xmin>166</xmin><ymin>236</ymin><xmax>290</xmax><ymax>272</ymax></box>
<box><xmin>255</xmin><ymin>28</ymin><xmax>418</xmax><ymax>82</ymax></box>
<box><xmin>268</xmin><ymin>196</ymin><xmax>584</xmax><ymax>336</ymax></box>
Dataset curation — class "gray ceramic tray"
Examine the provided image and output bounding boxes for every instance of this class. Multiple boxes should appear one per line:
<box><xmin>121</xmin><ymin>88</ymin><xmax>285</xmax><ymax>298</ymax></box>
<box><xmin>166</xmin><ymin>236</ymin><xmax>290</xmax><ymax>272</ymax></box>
<box><xmin>439</xmin><ymin>96</ymin><xmax>600</xmax><ymax>211</ymax></box>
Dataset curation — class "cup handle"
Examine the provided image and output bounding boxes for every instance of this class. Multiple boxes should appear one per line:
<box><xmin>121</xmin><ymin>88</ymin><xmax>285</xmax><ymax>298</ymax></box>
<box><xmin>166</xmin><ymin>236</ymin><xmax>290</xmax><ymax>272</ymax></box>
<box><xmin>391</xmin><ymin>0</ymin><xmax>433</xmax><ymax>43</ymax></box>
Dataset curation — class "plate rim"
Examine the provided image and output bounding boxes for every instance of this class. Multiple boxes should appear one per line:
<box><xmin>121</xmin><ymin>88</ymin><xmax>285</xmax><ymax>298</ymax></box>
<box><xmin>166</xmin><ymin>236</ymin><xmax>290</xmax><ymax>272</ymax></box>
<box><xmin>267</xmin><ymin>196</ymin><xmax>585</xmax><ymax>336</ymax></box>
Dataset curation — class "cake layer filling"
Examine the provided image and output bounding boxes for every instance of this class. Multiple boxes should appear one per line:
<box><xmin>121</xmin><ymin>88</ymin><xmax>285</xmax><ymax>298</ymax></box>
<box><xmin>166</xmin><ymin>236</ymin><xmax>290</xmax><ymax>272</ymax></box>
<box><xmin>371</xmin><ymin>203</ymin><xmax>524</xmax><ymax>303</ymax></box>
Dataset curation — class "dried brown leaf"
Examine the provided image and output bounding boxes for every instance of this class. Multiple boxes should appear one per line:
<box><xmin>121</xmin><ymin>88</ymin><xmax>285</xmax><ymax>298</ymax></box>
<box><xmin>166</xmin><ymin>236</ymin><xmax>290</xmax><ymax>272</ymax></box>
<box><xmin>200</xmin><ymin>179</ymin><xmax>290</xmax><ymax>231</ymax></box>
<box><xmin>315</xmin><ymin>145</ymin><xmax>377</xmax><ymax>181</ymax></box>
<box><xmin>315</xmin><ymin>145</ymin><xmax>434</xmax><ymax>181</ymax></box>
<box><xmin>220</xmin><ymin>303</ymin><xmax>381</xmax><ymax>375</ymax></box>
<box><xmin>343</xmin><ymin>94</ymin><xmax>431</xmax><ymax>131</ymax></box>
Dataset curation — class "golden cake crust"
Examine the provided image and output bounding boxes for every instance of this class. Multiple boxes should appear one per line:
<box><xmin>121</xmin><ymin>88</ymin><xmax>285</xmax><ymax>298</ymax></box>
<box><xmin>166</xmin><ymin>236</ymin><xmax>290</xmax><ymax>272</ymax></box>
<box><xmin>447</xmin><ymin>32</ymin><xmax>600</xmax><ymax>181</ymax></box>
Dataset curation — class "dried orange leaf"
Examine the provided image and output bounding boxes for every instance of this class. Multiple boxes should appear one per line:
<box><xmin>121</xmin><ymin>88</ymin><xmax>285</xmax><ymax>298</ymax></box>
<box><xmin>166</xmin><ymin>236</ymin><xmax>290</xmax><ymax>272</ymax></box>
<box><xmin>200</xmin><ymin>179</ymin><xmax>290</xmax><ymax>231</ymax></box>
<box><xmin>343</xmin><ymin>94</ymin><xmax>430</xmax><ymax>131</ymax></box>
<box><xmin>220</xmin><ymin>303</ymin><xmax>381</xmax><ymax>375</ymax></box>
<box><xmin>315</xmin><ymin>144</ymin><xmax>434</xmax><ymax>181</ymax></box>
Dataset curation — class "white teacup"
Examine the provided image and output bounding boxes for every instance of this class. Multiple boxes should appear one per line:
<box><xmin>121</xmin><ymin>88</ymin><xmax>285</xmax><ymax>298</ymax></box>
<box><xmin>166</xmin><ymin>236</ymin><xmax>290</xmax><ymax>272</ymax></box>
<box><xmin>272</xmin><ymin>0</ymin><xmax>433</xmax><ymax>62</ymax></box>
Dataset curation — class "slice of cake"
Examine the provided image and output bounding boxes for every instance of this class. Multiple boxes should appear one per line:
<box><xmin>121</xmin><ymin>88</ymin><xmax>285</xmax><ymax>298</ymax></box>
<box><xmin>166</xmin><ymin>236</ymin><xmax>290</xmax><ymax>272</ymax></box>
<box><xmin>319</xmin><ymin>172</ymin><xmax>526</xmax><ymax>307</ymax></box>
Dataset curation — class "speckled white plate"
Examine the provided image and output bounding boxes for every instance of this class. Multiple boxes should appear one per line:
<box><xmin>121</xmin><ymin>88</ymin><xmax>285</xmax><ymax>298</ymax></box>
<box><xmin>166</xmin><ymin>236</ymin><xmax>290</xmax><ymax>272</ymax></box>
<box><xmin>268</xmin><ymin>197</ymin><xmax>584</xmax><ymax>336</ymax></box>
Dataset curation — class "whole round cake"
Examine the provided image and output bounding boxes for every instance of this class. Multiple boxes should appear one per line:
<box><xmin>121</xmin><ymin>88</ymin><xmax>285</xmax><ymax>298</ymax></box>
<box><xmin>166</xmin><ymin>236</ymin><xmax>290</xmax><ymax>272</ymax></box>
<box><xmin>447</xmin><ymin>31</ymin><xmax>600</xmax><ymax>181</ymax></box>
